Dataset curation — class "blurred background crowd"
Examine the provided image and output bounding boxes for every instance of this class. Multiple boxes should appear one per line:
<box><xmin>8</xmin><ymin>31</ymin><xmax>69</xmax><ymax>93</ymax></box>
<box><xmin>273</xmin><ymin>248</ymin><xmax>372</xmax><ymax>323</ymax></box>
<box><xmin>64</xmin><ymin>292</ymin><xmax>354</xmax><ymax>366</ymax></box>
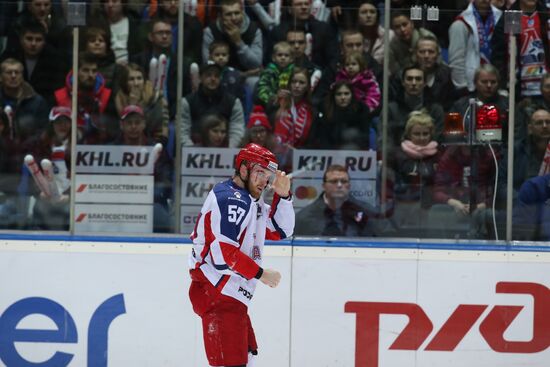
<box><xmin>0</xmin><ymin>0</ymin><xmax>549</xmax><ymax>241</ymax></box>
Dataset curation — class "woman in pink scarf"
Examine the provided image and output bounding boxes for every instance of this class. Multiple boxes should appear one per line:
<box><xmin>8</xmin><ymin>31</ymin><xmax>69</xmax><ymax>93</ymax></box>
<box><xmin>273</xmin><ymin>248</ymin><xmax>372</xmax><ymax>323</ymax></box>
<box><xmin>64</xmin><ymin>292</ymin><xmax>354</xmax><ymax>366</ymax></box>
<box><xmin>391</xmin><ymin>110</ymin><xmax>440</xmax><ymax>234</ymax></box>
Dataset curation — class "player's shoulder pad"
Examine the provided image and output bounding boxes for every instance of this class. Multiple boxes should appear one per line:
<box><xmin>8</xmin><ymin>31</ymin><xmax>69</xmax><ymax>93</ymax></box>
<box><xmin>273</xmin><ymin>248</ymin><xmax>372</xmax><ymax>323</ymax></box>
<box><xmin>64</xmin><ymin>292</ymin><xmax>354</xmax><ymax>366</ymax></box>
<box><xmin>213</xmin><ymin>181</ymin><xmax>251</xmax><ymax>211</ymax></box>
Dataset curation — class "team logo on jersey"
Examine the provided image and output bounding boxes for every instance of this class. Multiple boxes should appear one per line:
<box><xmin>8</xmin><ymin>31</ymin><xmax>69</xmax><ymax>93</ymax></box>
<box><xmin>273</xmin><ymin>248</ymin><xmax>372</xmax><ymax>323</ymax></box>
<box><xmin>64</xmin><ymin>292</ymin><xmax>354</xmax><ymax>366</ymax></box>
<box><xmin>256</xmin><ymin>203</ymin><xmax>262</xmax><ymax>219</ymax></box>
<box><xmin>354</xmin><ymin>211</ymin><xmax>364</xmax><ymax>222</ymax></box>
<box><xmin>234</xmin><ymin>191</ymin><xmax>242</xmax><ymax>199</ymax></box>
<box><xmin>252</xmin><ymin>246</ymin><xmax>261</xmax><ymax>260</ymax></box>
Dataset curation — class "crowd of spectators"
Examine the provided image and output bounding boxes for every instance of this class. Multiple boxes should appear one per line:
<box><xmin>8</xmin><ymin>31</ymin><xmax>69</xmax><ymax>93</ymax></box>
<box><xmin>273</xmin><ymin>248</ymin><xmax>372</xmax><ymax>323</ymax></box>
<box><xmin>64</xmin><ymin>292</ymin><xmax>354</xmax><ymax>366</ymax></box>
<box><xmin>0</xmin><ymin>0</ymin><xmax>549</xmax><ymax>241</ymax></box>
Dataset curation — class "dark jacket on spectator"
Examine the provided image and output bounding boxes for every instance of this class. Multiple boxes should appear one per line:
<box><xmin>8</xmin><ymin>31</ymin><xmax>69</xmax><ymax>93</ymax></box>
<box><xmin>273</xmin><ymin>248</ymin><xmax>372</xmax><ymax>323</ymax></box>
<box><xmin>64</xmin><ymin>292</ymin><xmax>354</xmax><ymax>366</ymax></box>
<box><xmin>433</xmin><ymin>145</ymin><xmax>496</xmax><ymax>206</ymax></box>
<box><xmin>0</xmin><ymin>45</ymin><xmax>68</xmax><ymax>105</ymax></box>
<box><xmin>181</xmin><ymin>86</ymin><xmax>245</xmax><ymax>147</ymax></box>
<box><xmin>309</xmin><ymin>102</ymin><xmax>371</xmax><ymax>150</ymax></box>
<box><xmin>7</xmin><ymin>9</ymin><xmax>71</xmax><ymax>61</ymax></box>
<box><xmin>294</xmin><ymin>193</ymin><xmax>381</xmax><ymax>236</ymax></box>
<box><xmin>270</xmin><ymin>16</ymin><xmax>338</xmax><ymax>70</ymax></box>
<box><xmin>391</xmin><ymin>63</ymin><xmax>456</xmax><ymax>111</ymax></box>
<box><xmin>392</xmin><ymin>147</ymin><xmax>439</xmax><ymax>208</ymax></box>
<box><xmin>387</xmin><ymin>91</ymin><xmax>444</xmax><ymax>148</ymax></box>
<box><xmin>1</xmin><ymin>81</ymin><xmax>49</xmax><ymax>144</ymax></box>
<box><xmin>513</xmin><ymin>174</ymin><xmax>550</xmax><ymax>241</ymax></box>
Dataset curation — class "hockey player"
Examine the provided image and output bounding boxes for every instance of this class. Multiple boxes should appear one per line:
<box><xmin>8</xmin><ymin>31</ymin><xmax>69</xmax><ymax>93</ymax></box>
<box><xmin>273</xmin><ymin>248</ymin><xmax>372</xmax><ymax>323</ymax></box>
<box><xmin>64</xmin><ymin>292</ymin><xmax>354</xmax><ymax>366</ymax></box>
<box><xmin>188</xmin><ymin>143</ymin><xmax>294</xmax><ymax>367</ymax></box>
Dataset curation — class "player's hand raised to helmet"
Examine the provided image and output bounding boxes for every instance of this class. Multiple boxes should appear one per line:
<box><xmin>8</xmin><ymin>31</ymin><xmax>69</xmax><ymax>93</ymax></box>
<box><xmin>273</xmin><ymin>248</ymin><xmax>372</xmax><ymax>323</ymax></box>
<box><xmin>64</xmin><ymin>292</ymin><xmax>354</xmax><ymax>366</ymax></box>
<box><xmin>271</xmin><ymin>170</ymin><xmax>291</xmax><ymax>198</ymax></box>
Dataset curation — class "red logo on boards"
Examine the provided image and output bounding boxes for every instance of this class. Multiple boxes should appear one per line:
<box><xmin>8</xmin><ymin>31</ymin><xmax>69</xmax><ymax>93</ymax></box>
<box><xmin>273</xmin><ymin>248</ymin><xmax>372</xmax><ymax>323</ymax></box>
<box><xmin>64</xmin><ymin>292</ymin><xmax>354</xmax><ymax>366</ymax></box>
<box><xmin>345</xmin><ymin>282</ymin><xmax>550</xmax><ymax>367</ymax></box>
<box><xmin>77</xmin><ymin>184</ymin><xmax>87</xmax><ymax>193</ymax></box>
<box><xmin>75</xmin><ymin>213</ymin><xmax>87</xmax><ymax>222</ymax></box>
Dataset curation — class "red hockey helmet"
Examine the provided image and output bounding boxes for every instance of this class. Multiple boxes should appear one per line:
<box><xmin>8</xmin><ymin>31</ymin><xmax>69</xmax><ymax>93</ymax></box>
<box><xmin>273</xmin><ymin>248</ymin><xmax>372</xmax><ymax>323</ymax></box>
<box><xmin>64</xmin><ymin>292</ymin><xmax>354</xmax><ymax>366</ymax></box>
<box><xmin>235</xmin><ymin>143</ymin><xmax>278</xmax><ymax>172</ymax></box>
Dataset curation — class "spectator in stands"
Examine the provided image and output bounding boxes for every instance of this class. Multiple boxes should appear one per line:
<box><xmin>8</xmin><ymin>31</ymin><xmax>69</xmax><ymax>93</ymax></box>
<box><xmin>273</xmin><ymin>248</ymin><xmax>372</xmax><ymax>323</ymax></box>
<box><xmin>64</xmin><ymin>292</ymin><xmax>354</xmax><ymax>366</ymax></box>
<box><xmin>414</xmin><ymin>35</ymin><xmax>455</xmax><ymax>110</ymax></box>
<box><xmin>388</xmin><ymin>11</ymin><xmax>436</xmax><ymax>75</ymax></box>
<box><xmin>448</xmin><ymin>0</ymin><xmax>503</xmax><ymax>95</ymax></box>
<box><xmin>516</xmin><ymin>73</ymin><xmax>550</xmax><ymax>143</ymax></box>
<box><xmin>0</xmin><ymin>110</ymin><xmax>21</xmax><ymax>229</ymax></box>
<box><xmin>492</xmin><ymin>0</ymin><xmax>550</xmax><ymax>98</ymax></box>
<box><xmin>314</xmin><ymin>29</ymin><xmax>382</xmax><ymax>108</ymax></box>
<box><xmin>286</xmin><ymin>28</ymin><xmax>320</xmax><ymax>76</ymax></box>
<box><xmin>149</xmin><ymin>0</ymin><xmax>203</xmax><ymax>64</ymax></box>
<box><xmin>130</xmin><ymin>18</ymin><xmax>189</xmax><ymax>119</ymax></box>
<box><xmin>310</xmin><ymin>80</ymin><xmax>371</xmax><ymax>150</ymax></box>
<box><xmin>91</xmin><ymin>0</ymin><xmax>143</xmax><ymax>64</ymax></box>
<box><xmin>256</xmin><ymin>41</ymin><xmax>294</xmax><ymax>107</ymax></box>
<box><xmin>0</xmin><ymin>58</ymin><xmax>49</xmax><ymax>145</ymax></box>
<box><xmin>387</xmin><ymin>65</ymin><xmax>444</xmax><ymax>148</ymax></box>
<box><xmin>502</xmin><ymin>108</ymin><xmax>550</xmax><ymax>193</ymax></box>
<box><xmin>335</xmin><ymin>51</ymin><xmax>380</xmax><ymax>113</ymax></box>
<box><xmin>431</xmin><ymin>144</ymin><xmax>498</xmax><ymax>239</ymax></box>
<box><xmin>449</xmin><ymin>64</ymin><xmax>508</xmax><ymax>140</ymax></box>
<box><xmin>115</xmin><ymin>63</ymin><xmax>169</xmax><ymax>141</ymax></box>
<box><xmin>113</xmin><ymin>104</ymin><xmax>173</xmax><ymax>232</ymax></box>
<box><xmin>239</xmin><ymin>105</ymin><xmax>278</xmax><ymax>151</ymax></box>
<box><xmin>54</xmin><ymin>52</ymin><xmax>117</xmax><ymax>143</ymax></box>
<box><xmin>273</xmin><ymin>67</ymin><xmax>315</xmax><ymax>149</ymax></box>
<box><xmin>198</xmin><ymin>114</ymin><xmax>229</xmax><ymax>147</ymax></box>
<box><xmin>181</xmin><ymin>63</ymin><xmax>245</xmax><ymax>147</ymax></box>
<box><xmin>6</xmin><ymin>0</ymin><xmax>71</xmax><ymax>60</ymax></box>
<box><xmin>0</xmin><ymin>20</ymin><xmax>67</xmax><ymax>105</ymax></box>
<box><xmin>270</xmin><ymin>0</ymin><xmax>338</xmax><ymax>70</ymax></box>
<box><xmin>25</xmin><ymin>106</ymin><xmax>72</xmax><ymax>230</ymax></box>
<box><xmin>82</xmin><ymin>26</ymin><xmax>124</xmax><ymax>93</ymax></box>
<box><xmin>112</xmin><ymin>104</ymin><xmax>151</xmax><ymax>145</ymax></box>
<box><xmin>208</xmin><ymin>40</ymin><xmax>245</xmax><ymax>101</ymax></box>
<box><xmin>391</xmin><ymin>111</ymin><xmax>439</xmax><ymax>233</ymax></box>
<box><xmin>294</xmin><ymin>164</ymin><xmax>385</xmax><ymax>236</ymax></box>
<box><xmin>513</xmin><ymin>173</ymin><xmax>550</xmax><ymax>241</ymax></box>
<box><xmin>355</xmin><ymin>0</ymin><xmax>394</xmax><ymax>65</ymax></box>
<box><xmin>202</xmin><ymin>0</ymin><xmax>263</xmax><ymax>74</ymax></box>
<box><xmin>491</xmin><ymin>0</ymin><xmax>507</xmax><ymax>10</ymax></box>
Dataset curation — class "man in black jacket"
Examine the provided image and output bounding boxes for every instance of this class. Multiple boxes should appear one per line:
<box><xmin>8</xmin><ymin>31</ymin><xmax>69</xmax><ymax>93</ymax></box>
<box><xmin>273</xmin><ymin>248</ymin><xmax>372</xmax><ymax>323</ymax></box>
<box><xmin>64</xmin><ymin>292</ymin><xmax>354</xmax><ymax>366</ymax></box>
<box><xmin>269</xmin><ymin>0</ymin><xmax>338</xmax><ymax>70</ymax></box>
<box><xmin>295</xmin><ymin>164</ymin><xmax>387</xmax><ymax>237</ymax></box>
<box><xmin>1</xmin><ymin>20</ymin><xmax>68</xmax><ymax>105</ymax></box>
<box><xmin>181</xmin><ymin>63</ymin><xmax>245</xmax><ymax>147</ymax></box>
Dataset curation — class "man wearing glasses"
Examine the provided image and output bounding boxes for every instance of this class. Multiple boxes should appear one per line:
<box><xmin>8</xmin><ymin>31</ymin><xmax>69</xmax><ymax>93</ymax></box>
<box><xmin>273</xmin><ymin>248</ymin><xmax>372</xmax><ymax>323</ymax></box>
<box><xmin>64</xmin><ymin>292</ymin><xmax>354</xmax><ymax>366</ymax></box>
<box><xmin>294</xmin><ymin>164</ymin><xmax>381</xmax><ymax>236</ymax></box>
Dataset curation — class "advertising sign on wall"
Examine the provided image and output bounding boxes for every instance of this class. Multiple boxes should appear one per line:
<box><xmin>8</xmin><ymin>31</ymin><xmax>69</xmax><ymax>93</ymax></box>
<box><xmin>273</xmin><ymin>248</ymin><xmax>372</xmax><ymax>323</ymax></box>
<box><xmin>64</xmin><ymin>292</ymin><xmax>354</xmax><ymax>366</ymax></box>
<box><xmin>291</xmin><ymin>149</ymin><xmax>378</xmax><ymax>208</ymax></box>
<box><xmin>0</xmin><ymin>241</ymin><xmax>549</xmax><ymax>367</ymax></box>
<box><xmin>74</xmin><ymin>145</ymin><xmax>158</xmax><ymax>233</ymax></box>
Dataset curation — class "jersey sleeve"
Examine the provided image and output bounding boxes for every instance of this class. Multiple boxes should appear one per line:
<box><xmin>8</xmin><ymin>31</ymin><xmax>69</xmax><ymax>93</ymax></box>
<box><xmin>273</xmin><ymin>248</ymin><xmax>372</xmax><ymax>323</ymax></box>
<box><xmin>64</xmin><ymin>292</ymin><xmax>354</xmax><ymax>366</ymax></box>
<box><xmin>207</xmin><ymin>188</ymin><xmax>261</xmax><ymax>280</ymax></box>
<box><xmin>265</xmin><ymin>193</ymin><xmax>295</xmax><ymax>240</ymax></box>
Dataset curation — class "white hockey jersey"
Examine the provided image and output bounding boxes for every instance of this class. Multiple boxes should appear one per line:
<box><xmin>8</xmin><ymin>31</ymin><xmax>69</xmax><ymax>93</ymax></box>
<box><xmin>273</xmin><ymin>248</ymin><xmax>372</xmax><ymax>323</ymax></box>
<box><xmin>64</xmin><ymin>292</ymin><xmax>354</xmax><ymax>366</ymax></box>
<box><xmin>189</xmin><ymin>179</ymin><xmax>295</xmax><ymax>306</ymax></box>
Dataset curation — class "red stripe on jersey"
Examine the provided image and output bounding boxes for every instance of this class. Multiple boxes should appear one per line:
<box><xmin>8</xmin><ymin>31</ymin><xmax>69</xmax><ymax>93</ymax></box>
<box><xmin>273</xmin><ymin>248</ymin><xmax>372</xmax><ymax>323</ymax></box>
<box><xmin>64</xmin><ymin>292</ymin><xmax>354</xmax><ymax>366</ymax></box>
<box><xmin>265</xmin><ymin>229</ymin><xmax>281</xmax><ymax>240</ymax></box>
<box><xmin>216</xmin><ymin>274</ymin><xmax>230</xmax><ymax>290</ymax></box>
<box><xmin>238</xmin><ymin>227</ymin><xmax>247</xmax><ymax>248</ymax></box>
<box><xmin>196</xmin><ymin>211</ymin><xmax>214</xmax><ymax>267</ymax></box>
<box><xmin>269</xmin><ymin>194</ymin><xmax>281</xmax><ymax>218</ymax></box>
<box><xmin>190</xmin><ymin>212</ymin><xmax>202</xmax><ymax>240</ymax></box>
<box><xmin>219</xmin><ymin>241</ymin><xmax>260</xmax><ymax>280</ymax></box>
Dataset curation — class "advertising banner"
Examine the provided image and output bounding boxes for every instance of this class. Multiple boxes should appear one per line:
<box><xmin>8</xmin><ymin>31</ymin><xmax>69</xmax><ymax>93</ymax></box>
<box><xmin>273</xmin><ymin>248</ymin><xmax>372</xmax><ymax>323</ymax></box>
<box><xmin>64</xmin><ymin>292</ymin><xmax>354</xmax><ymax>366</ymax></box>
<box><xmin>0</xmin><ymin>242</ymin><xmax>291</xmax><ymax>367</ymax></box>
<box><xmin>290</xmin><ymin>248</ymin><xmax>550</xmax><ymax>367</ymax></box>
<box><xmin>180</xmin><ymin>147</ymin><xmax>239</xmax><ymax>176</ymax></box>
<box><xmin>1</xmin><ymin>241</ymin><xmax>550</xmax><ymax>367</ymax></box>
<box><xmin>75</xmin><ymin>145</ymin><xmax>158</xmax><ymax>175</ymax></box>
<box><xmin>74</xmin><ymin>145</ymin><xmax>158</xmax><ymax>233</ymax></box>
<box><xmin>75</xmin><ymin>175</ymin><xmax>154</xmax><ymax>204</ymax></box>
<box><xmin>74</xmin><ymin>204</ymin><xmax>154</xmax><ymax>233</ymax></box>
<box><xmin>291</xmin><ymin>149</ymin><xmax>378</xmax><ymax>208</ymax></box>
